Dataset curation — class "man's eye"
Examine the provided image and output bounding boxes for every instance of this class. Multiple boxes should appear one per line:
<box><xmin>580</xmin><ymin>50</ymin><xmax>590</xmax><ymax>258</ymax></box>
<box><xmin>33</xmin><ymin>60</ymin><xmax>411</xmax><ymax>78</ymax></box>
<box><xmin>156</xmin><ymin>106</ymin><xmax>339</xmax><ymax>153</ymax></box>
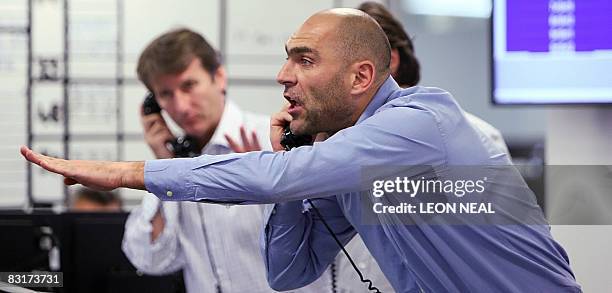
<box><xmin>158</xmin><ymin>92</ymin><xmax>172</xmax><ymax>99</ymax></box>
<box><xmin>183</xmin><ymin>81</ymin><xmax>197</xmax><ymax>91</ymax></box>
<box><xmin>300</xmin><ymin>58</ymin><xmax>313</xmax><ymax>65</ymax></box>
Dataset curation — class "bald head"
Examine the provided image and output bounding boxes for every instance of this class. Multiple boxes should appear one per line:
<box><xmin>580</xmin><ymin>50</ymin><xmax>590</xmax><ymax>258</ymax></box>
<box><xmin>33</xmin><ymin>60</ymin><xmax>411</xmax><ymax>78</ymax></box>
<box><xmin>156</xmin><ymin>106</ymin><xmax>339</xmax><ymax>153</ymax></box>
<box><xmin>305</xmin><ymin>8</ymin><xmax>392</xmax><ymax>82</ymax></box>
<box><xmin>278</xmin><ymin>9</ymin><xmax>392</xmax><ymax>135</ymax></box>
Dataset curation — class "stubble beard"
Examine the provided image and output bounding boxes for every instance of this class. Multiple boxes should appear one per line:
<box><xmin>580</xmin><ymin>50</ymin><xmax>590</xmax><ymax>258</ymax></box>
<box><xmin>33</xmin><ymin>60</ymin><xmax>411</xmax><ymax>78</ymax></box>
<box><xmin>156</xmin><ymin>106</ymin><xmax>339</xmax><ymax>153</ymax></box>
<box><xmin>298</xmin><ymin>72</ymin><xmax>355</xmax><ymax>136</ymax></box>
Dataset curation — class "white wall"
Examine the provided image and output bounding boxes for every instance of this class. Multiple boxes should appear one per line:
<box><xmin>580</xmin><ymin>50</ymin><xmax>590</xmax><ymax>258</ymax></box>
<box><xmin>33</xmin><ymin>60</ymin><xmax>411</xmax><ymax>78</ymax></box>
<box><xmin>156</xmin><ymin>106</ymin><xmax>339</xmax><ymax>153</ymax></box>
<box><xmin>0</xmin><ymin>0</ymin><xmax>345</xmax><ymax>207</ymax></box>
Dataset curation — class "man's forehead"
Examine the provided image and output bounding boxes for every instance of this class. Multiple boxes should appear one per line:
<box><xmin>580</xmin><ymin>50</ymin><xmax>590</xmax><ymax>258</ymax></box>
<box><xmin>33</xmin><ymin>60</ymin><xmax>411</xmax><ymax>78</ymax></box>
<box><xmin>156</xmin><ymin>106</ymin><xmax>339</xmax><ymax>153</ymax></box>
<box><xmin>152</xmin><ymin>70</ymin><xmax>194</xmax><ymax>92</ymax></box>
<box><xmin>285</xmin><ymin>20</ymin><xmax>337</xmax><ymax>52</ymax></box>
<box><xmin>153</xmin><ymin>58</ymin><xmax>202</xmax><ymax>84</ymax></box>
<box><xmin>285</xmin><ymin>32</ymin><xmax>319</xmax><ymax>52</ymax></box>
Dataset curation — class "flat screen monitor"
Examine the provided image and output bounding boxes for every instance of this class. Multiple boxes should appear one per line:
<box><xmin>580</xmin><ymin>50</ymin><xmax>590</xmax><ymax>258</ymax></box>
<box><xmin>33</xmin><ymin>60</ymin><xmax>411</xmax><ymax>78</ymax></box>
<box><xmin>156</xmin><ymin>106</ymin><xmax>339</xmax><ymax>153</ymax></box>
<box><xmin>59</xmin><ymin>212</ymin><xmax>185</xmax><ymax>293</ymax></box>
<box><xmin>492</xmin><ymin>0</ymin><xmax>612</xmax><ymax>104</ymax></box>
<box><xmin>0</xmin><ymin>212</ymin><xmax>184</xmax><ymax>293</ymax></box>
<box><xmin>0</xmin><ymin>211</ymin><xmax>59</xmax><ymax>272</ymax></box>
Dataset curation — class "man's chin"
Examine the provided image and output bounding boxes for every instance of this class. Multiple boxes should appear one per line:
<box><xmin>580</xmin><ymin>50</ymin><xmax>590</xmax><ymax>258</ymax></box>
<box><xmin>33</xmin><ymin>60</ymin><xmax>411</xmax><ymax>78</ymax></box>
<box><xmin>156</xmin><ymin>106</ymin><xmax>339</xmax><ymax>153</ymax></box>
<box><xmin>289</xmin><ymin>121</ymin><xmax>306</xmax><ymax>135</ymax></box>
<box><xmin>183</xmin><ymin>127</ymin><xmax>203</xmax><ymax>138</ymax></box>
<box><xmin>182</xmin><ymin>122</ymin><xmax>208</xmax><ymax>137</ymax></box>
<box><xmin>291</xmin><ymin>123</ymin><xmax>319</xmax><ymax>137</ymax></box>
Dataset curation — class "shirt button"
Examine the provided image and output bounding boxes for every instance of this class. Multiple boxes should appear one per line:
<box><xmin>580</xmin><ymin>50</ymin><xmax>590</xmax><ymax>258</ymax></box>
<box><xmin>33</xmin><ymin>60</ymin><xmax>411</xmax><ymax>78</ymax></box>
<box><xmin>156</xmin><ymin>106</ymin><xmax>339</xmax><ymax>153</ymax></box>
<box><xmin>166</xmin><ymin>190</ymin><xmax>173</xmax><ymax>197</ymax></box>
<box><xmin>358</xmin><ymin>262</ymin><xmax>367</xmax><ymax>270</ymax></box>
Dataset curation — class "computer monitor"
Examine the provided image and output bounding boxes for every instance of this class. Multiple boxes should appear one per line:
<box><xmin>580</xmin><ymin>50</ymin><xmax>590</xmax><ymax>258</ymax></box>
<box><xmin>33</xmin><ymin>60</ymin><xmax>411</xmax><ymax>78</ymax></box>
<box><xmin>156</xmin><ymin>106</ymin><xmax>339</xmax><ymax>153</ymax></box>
<box><xmin>492</xmin><ymin>0</ymin><xmax>612</xmax><ymax>104</ymax></box>
<box><xmin>0</xmin><ymin>211</ymin><xmax>184</xmax><ymax>293</ymax></box>
<box><xmin>0</xmin><ymin>210</ymin><xmax>59</xmax><ymax>272</ymax></box>
<box><xmin>59</xmin><ymin>212</ymin><xmax>184</xmax><ymax>293</ymax></box>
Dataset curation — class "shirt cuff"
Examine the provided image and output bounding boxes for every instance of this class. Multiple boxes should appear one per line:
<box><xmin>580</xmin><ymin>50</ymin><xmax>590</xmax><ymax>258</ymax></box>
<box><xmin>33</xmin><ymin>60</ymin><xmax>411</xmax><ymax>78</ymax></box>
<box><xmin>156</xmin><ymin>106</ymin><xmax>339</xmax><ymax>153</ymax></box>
<box><xmin>144</xmin><ymin>158</ymin><xmax>197</xmax><ymax>201</ymax></box>
<box><xmin>145</xmin><ymin>153</ymin><xmax>251</xmax><ymax>203</ymax></box>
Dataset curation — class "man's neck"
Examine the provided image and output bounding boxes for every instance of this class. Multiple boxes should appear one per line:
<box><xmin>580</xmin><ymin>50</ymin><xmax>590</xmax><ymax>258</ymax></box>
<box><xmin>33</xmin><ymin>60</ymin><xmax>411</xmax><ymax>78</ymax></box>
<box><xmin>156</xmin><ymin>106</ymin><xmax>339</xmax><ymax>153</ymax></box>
<box><xmin>194</xmin><ymin>99</ymin><xmax>225</xmax><ymax>150</ymax></box>
<box><xmin>323</xmin><ymin>80</ymin><xmax>385</xmax><ymax>137</ymax></box>
<box><xmin>350</xmin><ymin>79</ymin><xmax>386</xmax><ymax>125</ymax></box>
<box><xmin>324</xmin><ymin>95</ymin><xmax>375</xmax><ymax>138</ymax></box>
<box><xmin>194</xmin><ymin>124</ymin><xmax>217</xmax><ymax>151</ymax></box>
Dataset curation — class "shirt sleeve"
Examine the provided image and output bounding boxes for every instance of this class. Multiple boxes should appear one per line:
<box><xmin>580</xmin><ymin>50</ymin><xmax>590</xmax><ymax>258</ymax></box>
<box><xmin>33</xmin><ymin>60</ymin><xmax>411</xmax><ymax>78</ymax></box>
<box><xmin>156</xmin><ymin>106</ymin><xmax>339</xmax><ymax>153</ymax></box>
<box><xmin>144</xmin><ymin>106</ymin><xmax>446</xmax><ymax>205</ymax></box>
<box><xmin>122</xmin><ymin>197</ymin><xmax>186</xmax><ymax>275</ymax></box>
<box><xmin>262</xmin><ymin>196</ymin><xmax>356</xmax><ymax>291</ymax></box>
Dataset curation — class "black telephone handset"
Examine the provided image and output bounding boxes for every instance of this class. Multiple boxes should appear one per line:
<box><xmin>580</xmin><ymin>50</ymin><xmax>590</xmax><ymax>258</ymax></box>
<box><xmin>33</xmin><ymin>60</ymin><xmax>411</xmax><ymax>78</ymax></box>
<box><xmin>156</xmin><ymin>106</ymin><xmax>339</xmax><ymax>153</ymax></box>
<box><xmin>280</xmin><ymin>126</ymin><xmax>314</xmax><ymax>151</ymax></box>
<box><xmin>280</xmin><ymin>125</ymin><xmax>381</xmax><ymax>292</ymax></box>
<box><xmin>142</xmin><ymin>93</ymin><xmax>201</xmax><ymax>158</ymax></box>
<box><xmin>142</xmin><ymin>92</ymin><xmax>162</xmax><ymax>115</ymax></box>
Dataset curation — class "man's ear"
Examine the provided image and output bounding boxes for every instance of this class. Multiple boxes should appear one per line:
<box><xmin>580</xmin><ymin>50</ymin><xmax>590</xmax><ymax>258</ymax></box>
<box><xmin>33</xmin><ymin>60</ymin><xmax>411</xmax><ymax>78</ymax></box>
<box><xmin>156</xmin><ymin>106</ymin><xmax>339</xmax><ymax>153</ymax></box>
<box><xmin>349</xmin><ymin>60</ymin><xmax>375</xmax><ymax>96</ymax></box>
<box><xmin>214</xmin><ymin>66</ymin><xmax>227</xmax><ymax>91</ymax></box>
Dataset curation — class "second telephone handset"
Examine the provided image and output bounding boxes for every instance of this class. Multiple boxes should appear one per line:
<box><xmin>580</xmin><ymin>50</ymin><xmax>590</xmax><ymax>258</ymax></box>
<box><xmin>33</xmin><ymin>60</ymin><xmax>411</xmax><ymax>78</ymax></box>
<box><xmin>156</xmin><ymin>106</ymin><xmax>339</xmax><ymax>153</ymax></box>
<box><xmin>142</xmin><ymin>92</ymin><xmax>200</xmax><ymax>158</ymax></box>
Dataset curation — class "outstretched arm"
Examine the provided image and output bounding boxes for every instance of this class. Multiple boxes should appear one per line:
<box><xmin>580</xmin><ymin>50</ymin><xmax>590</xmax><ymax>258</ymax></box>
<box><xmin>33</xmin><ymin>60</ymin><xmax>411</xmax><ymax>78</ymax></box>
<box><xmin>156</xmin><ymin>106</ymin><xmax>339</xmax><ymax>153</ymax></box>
<box><xmin>21</xmin><ymin>107</ymin><xmax>445</xmax><ymax>205</ymax></box>
<box><xmin>20</xmin><ymin>146</ymin><xmax>145</xmax><ymax>191</ymax></box>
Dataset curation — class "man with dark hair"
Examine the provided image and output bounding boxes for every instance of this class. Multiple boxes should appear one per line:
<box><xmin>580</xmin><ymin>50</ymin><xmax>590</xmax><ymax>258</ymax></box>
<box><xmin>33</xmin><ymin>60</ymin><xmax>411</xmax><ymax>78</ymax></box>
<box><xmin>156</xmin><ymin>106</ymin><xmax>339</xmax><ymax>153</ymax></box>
<box><xmin>135</xmin><ymin>28</ymin><xmax>226</xmax><ymax>157</ymax></box>
<box><xmin>358</xmin><ymin>1</ymin><xmax>509</xmax><ymax>155</ymax></box>
<box><xmin>22</xmin><ymin>8</ymin><xmax>580</xmax><ymax>293</ymax></box>
<box><xmin>358</xmin><ymin>1</ymin><xmax>421</xmax><ymax>87</ymax></box>
<box><xmin>137</xmin><ymin>28</ymin><xmax>222</xmax><ymax>92</ymax></box>
<box><xmin>121</xmin><ymin>28</ymin><xmax>330</xmax><ymax>292</ymax></box>
<box><xmin>70</xmin><ymin>187</ymin><xmax>122</xmax><ymax>212</ymax></box>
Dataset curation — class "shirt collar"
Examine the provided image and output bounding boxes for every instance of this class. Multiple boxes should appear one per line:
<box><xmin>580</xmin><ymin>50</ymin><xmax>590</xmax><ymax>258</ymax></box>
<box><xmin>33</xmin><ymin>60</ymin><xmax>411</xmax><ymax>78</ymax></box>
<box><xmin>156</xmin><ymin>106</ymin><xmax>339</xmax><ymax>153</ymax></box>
<box><xmin>202</xmin><ymin>99</ymin><xmax>244</xmax><ymax>151</ymax></box>
<box><xmin>356</xmin><ymin>76</ymin><xmax>400</xmax><ymax>124</ymax></box>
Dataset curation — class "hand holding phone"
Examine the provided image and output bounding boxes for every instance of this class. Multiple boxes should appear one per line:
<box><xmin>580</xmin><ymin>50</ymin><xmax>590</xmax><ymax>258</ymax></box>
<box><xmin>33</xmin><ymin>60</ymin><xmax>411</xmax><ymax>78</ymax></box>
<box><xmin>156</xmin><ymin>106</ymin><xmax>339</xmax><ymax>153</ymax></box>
<box><xmin>141</xmin><ymin>94</ymin><xmax>175</xmax><ymax>159</ymax></box>
<box><xmin>141</xmin><ymin>93</ymin><xmax>200</xmax><ymax>158</ymax></box>
<box><xmin>270</xmin><ymin>105</ymin><xmax>313</xmax><ymax>151</ymax></box>
<box><xmin>280</xmin><ymin>126</ymin><xmax>314</xmax><ymax>151</ymax></box>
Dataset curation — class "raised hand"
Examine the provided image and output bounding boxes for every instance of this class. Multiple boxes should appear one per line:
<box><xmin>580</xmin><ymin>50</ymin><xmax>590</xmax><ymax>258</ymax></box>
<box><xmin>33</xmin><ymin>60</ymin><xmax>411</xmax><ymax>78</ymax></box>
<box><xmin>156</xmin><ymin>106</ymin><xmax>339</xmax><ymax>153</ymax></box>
<box><xmin>225</xmin><ymin>125</ymin><xmax>262</xmax><ymax>153</ymax></box>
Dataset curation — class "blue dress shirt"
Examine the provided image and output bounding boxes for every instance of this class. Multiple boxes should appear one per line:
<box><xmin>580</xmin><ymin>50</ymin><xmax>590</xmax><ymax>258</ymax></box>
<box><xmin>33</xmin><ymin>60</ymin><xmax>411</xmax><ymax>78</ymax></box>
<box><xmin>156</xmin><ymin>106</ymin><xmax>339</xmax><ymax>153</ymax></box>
<box><xmin>145</xmin><ymin>77</ymin><xmax>581</xmax><ymax>293</ymax></box>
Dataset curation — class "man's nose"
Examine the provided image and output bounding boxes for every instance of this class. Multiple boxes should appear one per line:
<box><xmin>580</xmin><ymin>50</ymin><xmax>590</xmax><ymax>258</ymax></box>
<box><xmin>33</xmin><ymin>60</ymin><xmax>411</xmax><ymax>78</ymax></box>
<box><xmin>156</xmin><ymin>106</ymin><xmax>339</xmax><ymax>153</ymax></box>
<box><xmin>276</xmin><ymin>62</ymin><xmax>296</xmax><ymax>86</ymax></box>
<box><xmin>174</xmin><ymin>91</ymin><xmax>191</xmax><ymax>113</ymax></box>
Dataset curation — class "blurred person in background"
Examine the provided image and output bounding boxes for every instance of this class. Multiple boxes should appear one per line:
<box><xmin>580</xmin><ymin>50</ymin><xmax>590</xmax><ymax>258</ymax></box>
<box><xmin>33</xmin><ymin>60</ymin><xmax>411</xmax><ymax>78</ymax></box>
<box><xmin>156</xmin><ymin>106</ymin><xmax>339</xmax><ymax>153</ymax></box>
<box><xmin>70</xmin><ymin>187</ymin><xmax>122</xmax><ymax>212</ymax></box>
<box><xmin>358</xmin><ymin>1</ymin><xmax>510</xmax><ymax>156</ymax></box>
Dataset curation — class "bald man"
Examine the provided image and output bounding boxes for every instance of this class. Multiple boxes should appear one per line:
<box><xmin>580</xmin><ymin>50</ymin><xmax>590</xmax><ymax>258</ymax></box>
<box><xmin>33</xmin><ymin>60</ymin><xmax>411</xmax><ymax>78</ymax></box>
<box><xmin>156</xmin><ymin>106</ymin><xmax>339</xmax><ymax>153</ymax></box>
<box><xmin>22</xmin><ymin>8</ymin><xmax>580</xmax><ymax>293</ymax></box>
